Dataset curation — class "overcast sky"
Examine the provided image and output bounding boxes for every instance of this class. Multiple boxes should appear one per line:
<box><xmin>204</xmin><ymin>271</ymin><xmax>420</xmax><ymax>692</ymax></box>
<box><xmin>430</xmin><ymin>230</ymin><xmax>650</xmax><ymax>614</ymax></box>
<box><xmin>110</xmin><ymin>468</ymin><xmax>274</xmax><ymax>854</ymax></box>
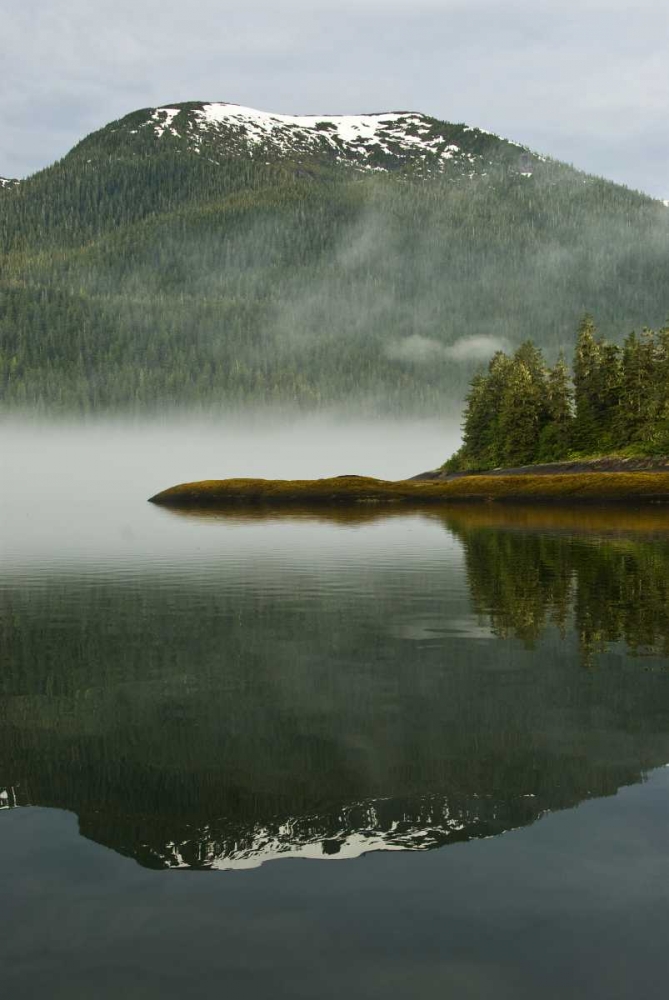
<box><xmin>1</xmin><ymin>0</ymin><xmax>667</xmax><ymax>196</ymax></box>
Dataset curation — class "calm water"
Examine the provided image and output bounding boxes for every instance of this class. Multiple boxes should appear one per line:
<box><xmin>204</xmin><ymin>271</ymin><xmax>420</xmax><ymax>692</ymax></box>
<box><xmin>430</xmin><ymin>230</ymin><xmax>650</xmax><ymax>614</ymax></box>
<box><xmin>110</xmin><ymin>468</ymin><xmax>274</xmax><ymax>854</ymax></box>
<box><xmin>2</xmin><ymin>418</ymin><xmax>669</xmax><ymax>999</ymax></box>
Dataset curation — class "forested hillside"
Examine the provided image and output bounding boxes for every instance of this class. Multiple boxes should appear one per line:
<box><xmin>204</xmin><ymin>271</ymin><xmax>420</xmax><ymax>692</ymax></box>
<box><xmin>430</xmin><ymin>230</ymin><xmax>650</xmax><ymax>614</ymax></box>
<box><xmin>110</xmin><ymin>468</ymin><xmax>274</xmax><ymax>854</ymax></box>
<box><xmin>1</xmin><ymin>101</ymin><xmax>668</xmax><ymax>412</ymax></box>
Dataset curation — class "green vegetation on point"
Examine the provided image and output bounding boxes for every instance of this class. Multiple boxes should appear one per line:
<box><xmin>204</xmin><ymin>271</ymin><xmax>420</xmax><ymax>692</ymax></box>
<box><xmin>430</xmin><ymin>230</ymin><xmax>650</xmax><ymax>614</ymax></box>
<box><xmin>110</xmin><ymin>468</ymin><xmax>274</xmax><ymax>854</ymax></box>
<box><xmin>446</xmin><ymin>316</ymin><xmax>669</xmax><ymax>471</ymax></box>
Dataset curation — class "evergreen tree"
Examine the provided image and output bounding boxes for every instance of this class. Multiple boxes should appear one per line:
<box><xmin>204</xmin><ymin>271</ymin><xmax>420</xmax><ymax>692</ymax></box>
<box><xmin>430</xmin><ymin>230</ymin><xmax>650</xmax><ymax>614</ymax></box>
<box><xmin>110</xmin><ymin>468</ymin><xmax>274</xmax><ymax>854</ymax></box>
<box><xmin>459</xmin><ymin>351</ymin><xmax>513</xmax><ymax>468</ymax></box>
<box><xmin>498</xmin><ymin>358</ymin><xmax>546</xmax><ymax>466</ymax></box>
<box><xmin>460</xmin><ymin>372</ymin><xmax>490</xmax><ymax>467</ymax></box>
<box><xmin>538</xmin><ymin>352</ymin><xmax>573</xmax><ymax>460</ymax></box>
<box><xmin>572</xmin><ymin>315</ymin><xmax>603</xmax><ymax>452</ymax></box>
<box><xmin>619</xmin><ymin>329</ymin><xmax>658</xmax><ymax>445</ymax></box>
<box><xmin>654</xmin><ymin>327</ymin><xmax>669</xmax><ymax>451</ymax></box>
<box><xmin>514</xmin><ymin>341</ymin><xmax>549</xmax><ymax>387</ymax></box>
<box><xmin>597</xmin><ymin>341</ymin><xmax>623</xmax><ymax>449</ymax></box>
<box><xmin>449</xmin><ymin>316</ymin><xmax>668</xmax><ymax>471</ymax></box>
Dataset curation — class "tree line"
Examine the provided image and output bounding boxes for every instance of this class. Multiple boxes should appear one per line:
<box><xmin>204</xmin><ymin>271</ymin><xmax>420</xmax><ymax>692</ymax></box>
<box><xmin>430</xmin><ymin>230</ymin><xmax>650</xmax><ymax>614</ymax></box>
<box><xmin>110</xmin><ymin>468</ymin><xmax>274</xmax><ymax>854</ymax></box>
<box><xmin>449</xmin><ymin>317</ymin><xmax>669</xmax><ymax>469</ymax></box>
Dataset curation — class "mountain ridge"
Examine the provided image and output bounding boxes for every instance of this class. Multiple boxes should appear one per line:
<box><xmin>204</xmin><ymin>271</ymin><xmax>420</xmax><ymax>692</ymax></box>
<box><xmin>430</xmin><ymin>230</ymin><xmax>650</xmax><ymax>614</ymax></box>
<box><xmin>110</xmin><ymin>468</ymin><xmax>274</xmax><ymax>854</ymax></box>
<box><xmin>68</xmin><ymin>100</ymin><xmax>542</xmax><ymax>178</ymax></box>
<box><xmin>1</xmin><ymin>99</ymin><xmax>669</xmax><ymax>412</ymax></box>
<box><xmin>3</xmin><ymin>99</ymin><xmax>667</xmax><ymax>202</ymax></box>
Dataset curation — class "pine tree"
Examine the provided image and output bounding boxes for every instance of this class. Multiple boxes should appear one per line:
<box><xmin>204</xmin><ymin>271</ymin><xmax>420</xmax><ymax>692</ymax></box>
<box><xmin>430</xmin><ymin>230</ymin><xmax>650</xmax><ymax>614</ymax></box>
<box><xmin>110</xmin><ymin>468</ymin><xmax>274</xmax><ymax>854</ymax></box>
<box><xmin>498</xmin><ymin>359</ymin><xmax>545</xmax><ymax>466</ymax></box>
<box><xmin>460</xmin><ymin>372</ymin><xmax>489</xmax><ymax>467</ymax></box>
<box><xmin>572</xmin><ymin>315</ymin><xmax>603</xmax><ymax>453</ymax></box>
<box><xmin>450</xmin><ymin>317</ymin><xmax>669</xmax><ymax>471</ymax></box>
<box><xmin>459</xmin><ymin>351</ymin><xmax>514</xmax><ymax>468</ymax></box>
<box><xmin>538</xmin><ymin>352</ymin><xmax>573</xmax><ymax>460</ymax></box>
<box><xmin>597</xmin><ymin>341</ymin><xmax>622</xmax><ymax>449</ymax></box>
<box><xmin>619</xmin><ymin>329</ymin><xmax>657</xmax><ymax>445</ymax></box>
<box><xmin>514</xmin><ymin>340</ymin><xmax>549</xmax><ymax>387</ymax></box>
<box><xmin>654</xmin><ymin>327</ymin><xmax>669</xmax><ymax>451</ymax></box>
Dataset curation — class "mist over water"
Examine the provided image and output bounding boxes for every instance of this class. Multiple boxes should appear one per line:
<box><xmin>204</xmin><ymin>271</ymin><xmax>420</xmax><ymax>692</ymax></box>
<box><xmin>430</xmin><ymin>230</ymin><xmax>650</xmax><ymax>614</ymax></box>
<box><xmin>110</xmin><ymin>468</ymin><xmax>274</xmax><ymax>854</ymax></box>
<box><xmin>0</xmin><ymin>413</ymin><xmax>459</xmax><ymax>569</ymax></box>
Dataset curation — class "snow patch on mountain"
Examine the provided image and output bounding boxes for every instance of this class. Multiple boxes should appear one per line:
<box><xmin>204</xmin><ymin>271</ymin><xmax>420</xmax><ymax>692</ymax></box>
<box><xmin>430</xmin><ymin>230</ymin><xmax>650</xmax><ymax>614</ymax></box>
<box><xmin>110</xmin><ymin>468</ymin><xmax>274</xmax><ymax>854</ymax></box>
<box><xmin>194</xmin><ymin>103</ymin><xmax>467</xmax><ymax>163</ymax></box>
<box><xmin>151</xmin><ymin>107</ymin><xmax>181</xmax><ymax>139</ymax></box>
<box><xmin>0</xmin><ymin>176</ymin><xmax>19</xmax><ymax>189</ymax></box>
<box><xmin>121</xmin><ymin>101</ymin><xmax>533</xmax><ymax>174</ymax></box>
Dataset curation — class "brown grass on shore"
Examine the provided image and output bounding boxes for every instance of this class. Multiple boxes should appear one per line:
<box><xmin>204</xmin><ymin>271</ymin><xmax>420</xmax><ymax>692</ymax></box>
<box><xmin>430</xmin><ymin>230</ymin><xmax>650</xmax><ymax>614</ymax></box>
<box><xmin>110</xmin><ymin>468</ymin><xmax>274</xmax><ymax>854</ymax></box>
<box><xmin>149</xmin><ymin>472</ymin><xmax>669</xmax><ymax>507</ymax></box>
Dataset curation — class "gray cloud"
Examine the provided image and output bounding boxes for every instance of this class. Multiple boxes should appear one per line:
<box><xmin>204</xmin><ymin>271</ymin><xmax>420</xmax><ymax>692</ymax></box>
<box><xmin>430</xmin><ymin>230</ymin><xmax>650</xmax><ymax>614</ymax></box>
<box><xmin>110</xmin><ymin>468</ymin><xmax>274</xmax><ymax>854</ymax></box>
<box><xmin>387</xmin><ymin>335</ymin><xmax>512</xmax><ymax>365</ymax></box>
<box><xmin>0</xmin><ymin>0</ymin><xmax>667</xmax><ymax>196</ymax></box>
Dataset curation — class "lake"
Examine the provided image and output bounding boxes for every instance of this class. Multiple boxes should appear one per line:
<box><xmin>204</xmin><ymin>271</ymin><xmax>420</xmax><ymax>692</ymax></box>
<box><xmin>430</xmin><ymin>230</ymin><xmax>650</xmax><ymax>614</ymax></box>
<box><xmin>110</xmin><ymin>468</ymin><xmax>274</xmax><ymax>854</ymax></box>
<box><xmin>2</xmin><ymin>416</ymin><xmax>669</xmax><ymax>999</ymax></box>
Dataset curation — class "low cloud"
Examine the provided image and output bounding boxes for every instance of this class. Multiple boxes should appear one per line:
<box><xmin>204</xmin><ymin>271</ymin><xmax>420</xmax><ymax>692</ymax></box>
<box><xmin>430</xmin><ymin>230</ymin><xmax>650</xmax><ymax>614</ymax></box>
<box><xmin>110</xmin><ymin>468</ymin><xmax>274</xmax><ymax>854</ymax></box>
<box><xmin>445</xmin><ymin>334</ymin><xmax>512</xmax><ymax>361</ymax></box>
<box><xmin>387</xmin><ymin>334</ymin><xmax>510</xmax><ymax>365</ymax></box>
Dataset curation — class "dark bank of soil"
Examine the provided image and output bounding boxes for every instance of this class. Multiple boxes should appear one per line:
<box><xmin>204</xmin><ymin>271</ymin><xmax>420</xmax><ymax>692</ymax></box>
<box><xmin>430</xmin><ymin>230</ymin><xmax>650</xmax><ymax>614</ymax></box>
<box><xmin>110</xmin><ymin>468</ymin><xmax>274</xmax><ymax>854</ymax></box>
<box><xmin>412</xmin><ymin>456</ymin><xmax>669</xmax><ymax>481</ymax></box>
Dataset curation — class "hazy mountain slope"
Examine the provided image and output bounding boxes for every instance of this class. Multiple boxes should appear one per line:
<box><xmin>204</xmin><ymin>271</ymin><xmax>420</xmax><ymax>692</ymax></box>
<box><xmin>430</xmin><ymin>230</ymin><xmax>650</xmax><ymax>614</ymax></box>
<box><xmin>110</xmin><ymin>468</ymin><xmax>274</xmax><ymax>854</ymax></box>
<box><xmin>1</xmin><ymin>101</ymin><xmax>668</xmax><ymax>412</ymax></box>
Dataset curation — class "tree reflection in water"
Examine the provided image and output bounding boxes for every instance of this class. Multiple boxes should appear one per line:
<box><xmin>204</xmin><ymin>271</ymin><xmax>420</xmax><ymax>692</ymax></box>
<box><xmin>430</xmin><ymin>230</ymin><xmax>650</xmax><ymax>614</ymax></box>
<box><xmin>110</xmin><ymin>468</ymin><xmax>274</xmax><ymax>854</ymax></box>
<box><xmin>442</xmin><ymin>505</ymin><xmax>669</xmax><ymax>665</ymax></box>
<box><xmin>1</xmin><ymin>503</ymin><xmax>669</xmax><ymax>869</ymax></box>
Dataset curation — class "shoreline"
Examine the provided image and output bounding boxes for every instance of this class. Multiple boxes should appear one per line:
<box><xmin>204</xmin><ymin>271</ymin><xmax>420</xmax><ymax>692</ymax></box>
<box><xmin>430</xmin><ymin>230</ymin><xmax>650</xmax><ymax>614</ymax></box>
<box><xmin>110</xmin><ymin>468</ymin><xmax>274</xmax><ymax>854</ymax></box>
<box><xmin>149</xmin><ymin>472</ymin><xmax>669</xmax><ymax>507</ymax></box>
<box><xmin>412</xmin><ymin>456</ymin><xmax>669</xmax><ymax>481</ymax></box>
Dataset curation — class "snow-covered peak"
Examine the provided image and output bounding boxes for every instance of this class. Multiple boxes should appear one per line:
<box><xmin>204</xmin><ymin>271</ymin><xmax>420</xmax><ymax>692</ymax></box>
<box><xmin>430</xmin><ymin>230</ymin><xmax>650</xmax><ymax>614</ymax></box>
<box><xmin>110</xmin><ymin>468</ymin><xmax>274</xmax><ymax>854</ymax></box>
<box><xmin>194</xmin><ymin>103</ymin><xmax>461</xmax><ymax>159</ymax></box>
<box><xmin>101</xmin><ymin>100</ymin><xmax>536</xmax><ymax>176</ymax></box>
<box><xmin>0</xmin><ymin>176</ymin><xmax>19</xmax><ymax>189</ymax></box>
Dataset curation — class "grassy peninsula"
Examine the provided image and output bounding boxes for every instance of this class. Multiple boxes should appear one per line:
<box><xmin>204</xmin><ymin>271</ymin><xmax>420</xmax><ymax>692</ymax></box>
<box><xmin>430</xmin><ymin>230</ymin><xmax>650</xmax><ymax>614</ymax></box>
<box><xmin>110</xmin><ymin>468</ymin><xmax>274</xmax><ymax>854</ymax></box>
<box><xmin>149</xmin><ymin>472</ymin><xmax>669</xmax><ymax>507</ymax></box>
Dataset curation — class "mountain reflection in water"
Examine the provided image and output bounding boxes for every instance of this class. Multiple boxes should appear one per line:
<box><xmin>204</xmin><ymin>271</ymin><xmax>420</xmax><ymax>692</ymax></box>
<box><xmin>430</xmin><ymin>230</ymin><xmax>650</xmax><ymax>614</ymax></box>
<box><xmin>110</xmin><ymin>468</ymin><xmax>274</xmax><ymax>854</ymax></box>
<box><xmin>2</xmin><ymin>504</ymin><xmax>669</xmax><ymax>870</ymax></box>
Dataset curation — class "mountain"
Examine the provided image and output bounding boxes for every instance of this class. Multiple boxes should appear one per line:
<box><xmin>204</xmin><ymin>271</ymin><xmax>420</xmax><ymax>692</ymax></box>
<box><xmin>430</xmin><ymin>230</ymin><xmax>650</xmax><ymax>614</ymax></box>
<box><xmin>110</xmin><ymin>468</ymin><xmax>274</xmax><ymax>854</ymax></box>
<box><xmin>71</xmin><ymin>101</ymin><xmax>540</xmax><ymax>175</ymax></box>
<box><xmin>0</xmin><ymin>177</ymin><xmax>18</xmax><ymax>189</ymax></box>
<box><xmin>1</xmin><ymin>101</ymin><xmax>668</xmax><ymax>412</ymax></box>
